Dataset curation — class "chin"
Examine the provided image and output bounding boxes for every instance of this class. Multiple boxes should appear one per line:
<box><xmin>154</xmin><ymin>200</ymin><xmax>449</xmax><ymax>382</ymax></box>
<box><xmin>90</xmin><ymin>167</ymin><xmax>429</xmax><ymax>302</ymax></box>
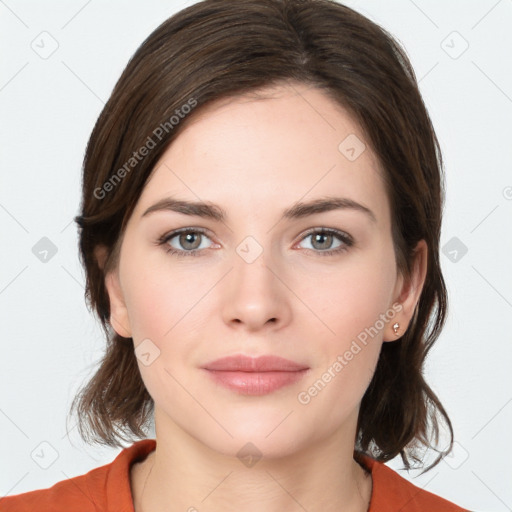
<box><xmin>196</xmin><ymin>417</ymin><xmax>315</xmax><ymax>462</ymax></box>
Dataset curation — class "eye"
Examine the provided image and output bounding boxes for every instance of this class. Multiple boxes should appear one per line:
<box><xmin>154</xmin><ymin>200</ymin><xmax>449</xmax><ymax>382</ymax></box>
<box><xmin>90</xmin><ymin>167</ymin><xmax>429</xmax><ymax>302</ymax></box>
<box><xmin>157</xmin><ymin>228</ymin><xmax>214</xmax><ymax>258</ymax></box>
<box><xmin>296</xmin><ymin>228</ymin><xmax>353</xmax><ymax>256</ymax></box>
<box><xmin>156</xmin><ymin>227</ymin><xmax>353</xmax><ymax>258</ymax></box>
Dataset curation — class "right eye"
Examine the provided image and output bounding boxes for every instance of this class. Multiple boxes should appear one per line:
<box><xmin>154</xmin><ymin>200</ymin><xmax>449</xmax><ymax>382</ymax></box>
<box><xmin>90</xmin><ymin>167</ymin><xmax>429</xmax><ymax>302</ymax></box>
<box><xmin>157</xmin><ymin>228</ymin><xmax>215</xmax><ymax>258</ymax></box>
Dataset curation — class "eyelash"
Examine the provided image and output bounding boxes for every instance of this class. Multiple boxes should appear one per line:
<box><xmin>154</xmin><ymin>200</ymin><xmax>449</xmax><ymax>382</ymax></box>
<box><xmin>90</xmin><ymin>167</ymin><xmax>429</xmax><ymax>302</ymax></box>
<box><xmin>156</xmin><ymin>227</ymin><xmax>354</xmax><ymax>258</ymax></box>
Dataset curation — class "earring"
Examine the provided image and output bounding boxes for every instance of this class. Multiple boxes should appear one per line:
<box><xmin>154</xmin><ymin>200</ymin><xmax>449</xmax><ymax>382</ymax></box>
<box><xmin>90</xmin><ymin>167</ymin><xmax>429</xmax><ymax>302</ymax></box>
<box><xmin>392</xmin><ymin>322</ymin><xmax>400</xmax><ymax>336</ymax></box>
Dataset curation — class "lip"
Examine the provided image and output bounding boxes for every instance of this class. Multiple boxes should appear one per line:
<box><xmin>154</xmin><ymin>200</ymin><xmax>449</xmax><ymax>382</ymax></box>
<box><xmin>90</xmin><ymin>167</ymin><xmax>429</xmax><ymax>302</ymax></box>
<box><xmin>202</xmin><ymin>354</ymin><xmax>309</xmax><ymax>372</ymax></box>
<box><xmin>201</xmin><ymin>355</ymin><xmax>310</xmax><ymax>395</ymax></box>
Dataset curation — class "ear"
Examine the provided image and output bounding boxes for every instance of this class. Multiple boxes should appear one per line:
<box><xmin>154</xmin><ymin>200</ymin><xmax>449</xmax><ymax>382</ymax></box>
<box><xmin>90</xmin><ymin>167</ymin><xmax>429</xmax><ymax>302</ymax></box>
<box><xmin>94</xmin><ymin>244</ymin><xmax>132</xmax><ymax>339</ymax></box>
<box><xmin>384</xmin><ymin>239</ymin><xmax>428</xmax><ymax>342</ymax></box>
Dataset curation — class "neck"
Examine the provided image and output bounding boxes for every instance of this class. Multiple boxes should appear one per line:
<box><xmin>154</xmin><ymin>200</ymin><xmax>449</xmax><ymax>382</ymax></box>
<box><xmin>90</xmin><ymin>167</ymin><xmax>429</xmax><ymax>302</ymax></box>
<box><xmin>131</xmin><ymin>412</ymin><xmax>372</xmax><ymax>512</ymax></box>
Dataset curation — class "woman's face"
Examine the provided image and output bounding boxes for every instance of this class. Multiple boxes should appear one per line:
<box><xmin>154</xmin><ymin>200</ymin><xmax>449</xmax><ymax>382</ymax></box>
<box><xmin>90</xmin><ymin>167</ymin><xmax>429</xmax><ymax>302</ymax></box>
<box><xmin>104</xmin><ymin>82</ymin><xmax>423</xmax><ymax>458</ymax></box>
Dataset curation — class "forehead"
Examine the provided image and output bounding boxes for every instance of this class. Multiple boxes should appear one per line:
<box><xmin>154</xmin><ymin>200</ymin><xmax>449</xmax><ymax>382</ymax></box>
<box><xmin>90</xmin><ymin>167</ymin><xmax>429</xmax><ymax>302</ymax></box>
<box><xmin>133</xmin><ymin>83</ymin><xmax>390</xmax><ymax>228</ymax></box>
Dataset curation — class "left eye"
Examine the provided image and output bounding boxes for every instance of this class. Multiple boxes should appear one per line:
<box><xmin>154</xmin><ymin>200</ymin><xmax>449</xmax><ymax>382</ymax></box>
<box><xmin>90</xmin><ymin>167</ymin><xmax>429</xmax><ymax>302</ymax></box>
<box><xmin>296</xmin><ymin>229</ymin><xmax>353</xmax><ymax>256</ymax></box>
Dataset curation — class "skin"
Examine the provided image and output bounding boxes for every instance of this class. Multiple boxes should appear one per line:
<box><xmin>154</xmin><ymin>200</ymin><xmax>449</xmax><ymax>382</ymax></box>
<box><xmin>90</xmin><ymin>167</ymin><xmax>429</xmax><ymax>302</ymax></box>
<box><xmin>96</xmin><ymin>81</ymin><xmax>427</xmax><ymax>512</ymax></box>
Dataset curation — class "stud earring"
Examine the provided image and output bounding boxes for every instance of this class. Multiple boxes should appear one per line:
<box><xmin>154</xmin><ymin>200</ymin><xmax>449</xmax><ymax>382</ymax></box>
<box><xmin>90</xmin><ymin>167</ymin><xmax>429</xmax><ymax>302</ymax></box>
<box><xmin>392</xmin><ymin>322</ymin><xmax>400</xmax><ymax>336</ymax></box>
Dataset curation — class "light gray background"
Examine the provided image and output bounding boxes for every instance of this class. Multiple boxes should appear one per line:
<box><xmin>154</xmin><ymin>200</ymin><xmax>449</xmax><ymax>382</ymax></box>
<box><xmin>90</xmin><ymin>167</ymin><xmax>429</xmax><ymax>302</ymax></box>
<box><xmin>1</xmin><ymin>0</ymin><xmax>511</xmax><ymax>510</ymax></box>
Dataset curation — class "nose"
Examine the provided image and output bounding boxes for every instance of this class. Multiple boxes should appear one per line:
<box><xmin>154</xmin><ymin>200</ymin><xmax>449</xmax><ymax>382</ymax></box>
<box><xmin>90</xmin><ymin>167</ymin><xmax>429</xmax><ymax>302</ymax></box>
<box><xmin>221</xmin><ymin>246</ymin><xmax>292</xmax><ymax>332</ymax></box>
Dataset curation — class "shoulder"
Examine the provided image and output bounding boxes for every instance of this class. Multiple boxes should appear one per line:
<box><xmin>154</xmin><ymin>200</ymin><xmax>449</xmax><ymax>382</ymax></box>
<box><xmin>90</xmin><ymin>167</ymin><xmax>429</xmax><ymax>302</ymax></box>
<box><xmin>0</xmin><ymin>439</ymin><xmax>157</xmax><ymax>512</ymax></box>
<box><xmin>357</xmin><ymin>453</ymin><xmax>471</xmax><ymax>512</ymax></box>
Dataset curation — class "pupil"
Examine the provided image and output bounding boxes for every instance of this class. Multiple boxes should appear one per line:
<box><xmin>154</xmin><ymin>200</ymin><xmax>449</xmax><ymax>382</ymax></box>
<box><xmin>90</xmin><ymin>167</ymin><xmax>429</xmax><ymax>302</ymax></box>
<box><xmin>314</xmin><ymin>233</ymin><xmax>331</xmax><ymax>249</ymax></box>
<box><xmin>182</xmin><ymin>233</ymin><xmax>199</xmax><ymax>249</ymax></box>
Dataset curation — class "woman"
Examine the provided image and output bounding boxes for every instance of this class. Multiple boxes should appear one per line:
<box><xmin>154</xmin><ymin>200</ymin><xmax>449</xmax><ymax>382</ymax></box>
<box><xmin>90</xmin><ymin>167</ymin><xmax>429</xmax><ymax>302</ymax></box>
<box><xmin>0</xmin><ymin>0</ymin><xmax>472</xmax><ymax>510</ymax></box>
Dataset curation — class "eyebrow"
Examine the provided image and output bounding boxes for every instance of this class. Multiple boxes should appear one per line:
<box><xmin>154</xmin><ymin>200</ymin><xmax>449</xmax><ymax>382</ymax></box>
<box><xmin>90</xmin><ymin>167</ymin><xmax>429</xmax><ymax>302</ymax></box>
<box><xmin>141</xmin><ymin>196</ymin><xmax>377</xmax><ymax>224</ymax></box>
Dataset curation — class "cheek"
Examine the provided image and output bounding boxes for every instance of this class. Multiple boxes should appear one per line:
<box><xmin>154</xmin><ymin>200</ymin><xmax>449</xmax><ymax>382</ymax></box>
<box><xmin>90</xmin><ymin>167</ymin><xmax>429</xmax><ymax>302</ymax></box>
<box><xmin>121</xmin><ymin>255</ymin><xmax>210</xmax><ymax>391</ymax></box>
<box><xmin>295</xmin><ymin>248</ymin><xmax>395</xmax><ymax>400</ymax></box>
<box><xmin>299</xmin><ymin>249</ymin><xmax>396</xmax><ymax>345</ymax></box>
<box><xmin>122</xmin><ymin>250</ymin><xmax>207</xmax><ymax>343</ymax></box>
<box><xmin>125</xmin><ymin>282</ymin><xmax>172</xmax><ymax>342</ymax></box>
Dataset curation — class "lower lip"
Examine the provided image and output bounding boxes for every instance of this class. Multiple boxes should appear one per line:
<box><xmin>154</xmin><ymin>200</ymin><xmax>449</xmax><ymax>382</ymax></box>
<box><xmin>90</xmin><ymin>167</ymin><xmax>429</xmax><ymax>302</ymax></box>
<box><xmin>203</xmin><ymin>369</ymin><xmax>309</xmax><ymax>395</ymax></box>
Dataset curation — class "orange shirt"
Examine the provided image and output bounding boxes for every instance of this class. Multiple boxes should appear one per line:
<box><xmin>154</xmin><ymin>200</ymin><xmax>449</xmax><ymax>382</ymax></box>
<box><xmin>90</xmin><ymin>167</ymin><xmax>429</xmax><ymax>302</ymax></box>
<box><xmin>0</xmin><ymin>439</ymin><xmax>470</xmax><ymax>511</ymax></box>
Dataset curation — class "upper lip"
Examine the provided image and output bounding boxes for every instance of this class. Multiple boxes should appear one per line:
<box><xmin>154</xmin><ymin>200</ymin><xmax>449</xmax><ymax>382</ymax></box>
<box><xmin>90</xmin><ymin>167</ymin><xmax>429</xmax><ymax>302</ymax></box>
<box><xmin>202</xmin><ymin>355</ymin><xmax>309</xmax><ymax>372</ymax></box>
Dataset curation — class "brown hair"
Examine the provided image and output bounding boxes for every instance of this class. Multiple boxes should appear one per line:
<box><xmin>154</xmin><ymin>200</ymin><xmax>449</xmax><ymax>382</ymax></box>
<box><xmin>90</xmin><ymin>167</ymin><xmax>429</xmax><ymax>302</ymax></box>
<box><xmin>70</xmin><ymin>0</ymin><xmax>453</xmax><ymax>472</ymax></box>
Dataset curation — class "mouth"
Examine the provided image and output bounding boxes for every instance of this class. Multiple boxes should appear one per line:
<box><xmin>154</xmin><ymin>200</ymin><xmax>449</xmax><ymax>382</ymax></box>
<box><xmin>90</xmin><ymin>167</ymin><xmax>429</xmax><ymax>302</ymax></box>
<box><xmin>201</xmin><ymin>354</ymin><xmax>310</xmax><ymax>396</ymax></box>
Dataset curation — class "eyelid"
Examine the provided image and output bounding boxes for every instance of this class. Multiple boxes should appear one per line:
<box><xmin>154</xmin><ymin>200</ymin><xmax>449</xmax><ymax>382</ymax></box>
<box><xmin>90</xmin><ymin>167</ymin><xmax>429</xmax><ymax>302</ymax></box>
<box><xmin>296</xmin><ymin>226</ymin><xmax>354</xmax><ymax>245</ymax></box>
<box><xmin>156</xmin><ymin>226</ymin><xmax>215</xmax><ymax>247</ymax></box>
